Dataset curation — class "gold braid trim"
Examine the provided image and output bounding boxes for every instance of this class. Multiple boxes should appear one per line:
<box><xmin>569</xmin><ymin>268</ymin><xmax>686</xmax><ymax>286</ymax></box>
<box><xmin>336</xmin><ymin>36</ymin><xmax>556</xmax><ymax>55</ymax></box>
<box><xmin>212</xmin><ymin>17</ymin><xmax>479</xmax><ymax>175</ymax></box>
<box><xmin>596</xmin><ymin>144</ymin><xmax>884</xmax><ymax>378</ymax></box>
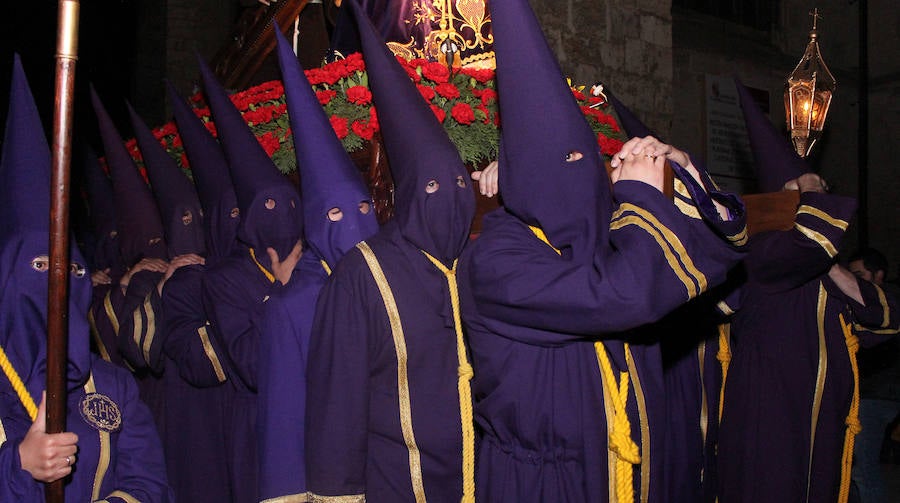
<box><xmin>103</xmin><ymin>290</ymin><xmax>120</xmax><ymax>334</ymax></box>
<box><xmin>0</xmin><ymin>344</ymin><xmax>38</xmax><ymax>420</ymax></box>
<box><xmin>422</xmin><ymin>251</ymin><xmax>476</xmax><ymax>503</ymax></box>
<box><xmin>797</xmin><ymin>205</ymin><xmax>849</xmax><ymax>231</ymax></box>
<box><xmin>795</xmin><ymin>223</ymin><xmax>838</xmax><ymax>258</ymax></box>
<box><xmin>356</xmin><ymin>242</ymin><xmax>427</xmax><ymax>503</ymax></box>
<box><xmin>837</xmin><ymin>314</ymin><xmax>861</xmax><ymax>503</ymax></box>
<box><xmin>806</xmin><ymin>283</ymin><xmax>829</xmax><ymax>502</ymax></box>
<box><xmin>308</xmin><ymin>494</ymin><xmax>365</xmax><ymax>503</ymax></box>
<box><xmin>198</xmin><ymin>325</ymin><xmax>227</xmax><ymax>383</ymax></box>
<box><xmin>261</xmin><ymin>493</ymin><xmax>311</xmax><ymax>503</ymax></box>
<box><xmin>141</xmin><ymin>293</ymin><xmax>157</xmax><ymax>365</ymax></box>
<box><xmin>85</xmin><ymin>374</ymin><xmax>111</xmax><ymax>502</ymax></box>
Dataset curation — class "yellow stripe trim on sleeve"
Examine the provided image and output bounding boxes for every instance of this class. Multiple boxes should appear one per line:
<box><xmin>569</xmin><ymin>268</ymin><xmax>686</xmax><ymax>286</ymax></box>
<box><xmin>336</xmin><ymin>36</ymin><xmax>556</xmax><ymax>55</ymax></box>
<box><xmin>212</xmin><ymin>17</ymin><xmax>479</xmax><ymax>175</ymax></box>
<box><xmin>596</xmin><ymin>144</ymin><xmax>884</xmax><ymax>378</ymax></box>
<box><xmin>142</xmin><ymin>293</ymin><xmax>156</xmax><ymax>365</ymax></box>
<box><xmin>321</xmin><ymin>260</ymin><xmax>332</xmax><ymax>276</ymax></box>
<box><xmin>104</xmin><ymin>290</ymin><xmax>120</xmax><ymax>335</ymax></box>
<box><xmin>797</xmin><ymin>205</ymin><xmax>849</xmax><ymax>231</ymax></box>
<box><xmin>0</xmin><ymin>417</ymin><xmax>6</xmax><ymax>446</ymax></box>
<box><xmin>614</xmin><ymin>203</ymin><xmax>709</xmax><ymax>293</ymax></box>
<box><xmin>88</xmin><ymin>308</ymin><xmax>112</xmax><ymax>362</ymax></box>
<box><xmin>674</xmin><ymin>196</ymin><xmax>702</xmax><ymax>220</ymax></box>
<box><xmin>198</xmin><ymin>325</ymin><xmax>227</xmax><ymax>383</ymax></box>
<box><xmin>795</xmin><ymin>223</ymin><xmax>838</xmax><ymax>258</ymax></box>
<box><xmin>132</xmin><ymin>306</ymin><xmax>143</xmax><ymax>356</ymax></box>
<box><xmin>874</xmin><ymin>285</ymin><xmax>891</xmax><ymax>328</ymax></box>
<box><xmin>528</xmin><ymin>225</ymin><xmax>561</xmax><ymax>255</ymax></box>
<box><xmin>611</xmin><ymin>214</ymin><xmax>698</xmax><ymax>298</ymax></box>
<box><xmin>727</xmin><ymin>227</ymin><xmax>749</xmax><ymax>247</ymax></box>
<box><xmin>356</xmin><ymin>242</ymin><xmax>427</xmax><ymax>503</ymax></box>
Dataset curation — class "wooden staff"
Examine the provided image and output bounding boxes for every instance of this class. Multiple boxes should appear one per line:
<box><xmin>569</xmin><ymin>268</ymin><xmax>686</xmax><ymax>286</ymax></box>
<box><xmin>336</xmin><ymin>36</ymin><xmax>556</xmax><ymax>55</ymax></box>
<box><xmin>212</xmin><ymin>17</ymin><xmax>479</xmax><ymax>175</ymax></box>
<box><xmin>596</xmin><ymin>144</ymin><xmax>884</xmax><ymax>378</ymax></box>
<box><xmin>46</xmin><ymin>1</ymin><xmax>80</xmax><ymax>502</ymax></box>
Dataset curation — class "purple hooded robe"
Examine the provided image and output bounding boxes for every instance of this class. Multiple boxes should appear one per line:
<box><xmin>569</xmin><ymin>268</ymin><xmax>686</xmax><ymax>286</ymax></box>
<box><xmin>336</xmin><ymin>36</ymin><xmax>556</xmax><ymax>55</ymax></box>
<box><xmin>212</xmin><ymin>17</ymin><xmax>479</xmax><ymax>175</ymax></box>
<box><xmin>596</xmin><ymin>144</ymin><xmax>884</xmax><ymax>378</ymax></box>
<box><xmin>304</xmin><ymin>1</ymin><xmax>476</xmax><ymax>501</ymax></box>
<box><xmin>0</xmin><ymin>54</ymin><xmax>173</xmax><ymax>503</ymax></box>
<box><xmin>455</xmin><ymin>2</ymin><xmax>747</xmax><ymax>502</ymax></box>
<box><xmin>255</xmin><ymin>25</ymin><xmax>380</xmax><ymax>502</ymax></box>
<box><xmin>716</xmin><ymin>79</ymin><xmax>900</xmax><ymax>503</ymax></box>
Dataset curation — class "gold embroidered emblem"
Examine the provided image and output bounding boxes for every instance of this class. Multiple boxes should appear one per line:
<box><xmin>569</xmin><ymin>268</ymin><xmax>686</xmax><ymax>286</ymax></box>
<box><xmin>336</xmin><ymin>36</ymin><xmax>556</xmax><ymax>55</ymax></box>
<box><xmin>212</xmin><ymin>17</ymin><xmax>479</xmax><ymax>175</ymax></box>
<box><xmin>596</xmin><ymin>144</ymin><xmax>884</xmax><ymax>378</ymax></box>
<box><xmin>79</xmin><ymin>393</ymin><xmax>122</xmax><ymax>432</ymax></box>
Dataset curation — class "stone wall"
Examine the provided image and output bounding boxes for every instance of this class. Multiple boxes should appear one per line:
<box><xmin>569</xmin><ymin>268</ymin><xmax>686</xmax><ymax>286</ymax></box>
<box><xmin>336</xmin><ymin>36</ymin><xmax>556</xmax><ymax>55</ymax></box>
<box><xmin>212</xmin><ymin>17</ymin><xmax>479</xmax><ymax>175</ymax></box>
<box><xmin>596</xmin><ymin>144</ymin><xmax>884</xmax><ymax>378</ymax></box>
<box><xmin>531</xmin><ymin>0</ymin><xmax>674</xmax><ymax>136</ymax></box>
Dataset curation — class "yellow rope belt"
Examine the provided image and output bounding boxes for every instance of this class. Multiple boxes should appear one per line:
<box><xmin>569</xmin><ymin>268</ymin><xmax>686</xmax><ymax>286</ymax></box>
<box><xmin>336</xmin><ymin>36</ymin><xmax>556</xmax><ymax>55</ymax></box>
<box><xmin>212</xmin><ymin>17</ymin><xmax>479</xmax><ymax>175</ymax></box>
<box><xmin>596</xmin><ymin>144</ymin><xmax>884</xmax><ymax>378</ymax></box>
<box><xmin>837</xmin><ymin>313</ymin><xmax>861</xmax><ymax>503</ymax></box>
<box><xmin>716</xmin><ymin>324</ymin><xmax>732</xmax><ymax>423</ymax></box>
<box><xmin>249</xmin><ymin>247</ymin><xmax>276</xmax><ymax>283</ymax></box>
<box><xmin>0</xmin><ymin>345</ymin><xmax>38</xmax><ymax>421</ymax></box>
<box><xmin>527</xmin><ymin>224</ymin><xmax>637</xmax><ymax>503</ymax></box>
<box><xmin>422</xmin><ymin>251</ymin><xmax>476</xmax><ymax>503</ymax></box>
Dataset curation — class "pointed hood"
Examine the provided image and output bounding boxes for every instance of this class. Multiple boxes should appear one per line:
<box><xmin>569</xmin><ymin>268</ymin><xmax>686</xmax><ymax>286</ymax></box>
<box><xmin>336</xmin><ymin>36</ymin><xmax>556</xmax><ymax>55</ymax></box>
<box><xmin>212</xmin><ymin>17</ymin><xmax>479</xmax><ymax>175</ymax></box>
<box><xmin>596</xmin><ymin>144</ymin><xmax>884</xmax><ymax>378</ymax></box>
<box><xmin>0</xmin><ymin>55</ymin><xmax>92</xmax><ymax>407</ymax></box>
<box><xmin>127</xmin><ymin>102</ymin><xmax>206</xmax><ymax>257</ymax></box>
<box><xmin>346</xmin><ymin>0</ymin><xmax>473</xmax><ymax>265</ymax></box>
<box><xmin>90</xmin><ymin>87</ymin><xmax>167</xmax><ymax>264</ymax></box>
<box><xmin>81</xmin><ymin>145</ymin><xmax>123</xmax><ymax>273</ymax></box>
<box><xmin>491</xmin><ymin>0</ymin><xmax>610</xmax><ymax>262</ymax></box>
<box><xmin>275</xmin><ymin>23</ymin><xmax>378</xmax><ymax>269</ymax></box>
<box><xmin>198</xmin><ymin>56</ymin><xmax>303</xmax><ymax>266</ymax></box>
<box><xmin>607</xmin><ymin>89</ymin><xmax>655</xmax><ymax>140</ymax></box>
<box><xmin>735</xmin><ymin>78</ymin><xmax>808</xmax><ymax>192</ymax></box>
<box><xmin>167</xmin><ymin>81</ymin><xmax>240</xmax><ymax>260</ymax></box>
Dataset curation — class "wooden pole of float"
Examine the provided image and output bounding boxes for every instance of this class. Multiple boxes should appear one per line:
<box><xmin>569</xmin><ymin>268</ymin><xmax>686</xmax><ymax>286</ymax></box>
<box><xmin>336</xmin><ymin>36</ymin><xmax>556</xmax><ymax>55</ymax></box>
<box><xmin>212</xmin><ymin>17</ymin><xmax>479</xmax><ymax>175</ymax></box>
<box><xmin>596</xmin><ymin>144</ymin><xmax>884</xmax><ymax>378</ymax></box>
<box><xmin>46</xmin><ymin>1</ymin><xmax>80</xmax><ymax>502</ymax></box>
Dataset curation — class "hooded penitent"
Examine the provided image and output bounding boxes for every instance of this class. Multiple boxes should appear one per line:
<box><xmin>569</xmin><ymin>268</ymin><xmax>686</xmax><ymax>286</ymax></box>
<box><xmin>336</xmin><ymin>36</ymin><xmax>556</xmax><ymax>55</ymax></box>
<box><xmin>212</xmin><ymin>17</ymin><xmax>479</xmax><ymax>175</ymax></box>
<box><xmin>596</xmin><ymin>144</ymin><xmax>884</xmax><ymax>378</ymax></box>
<box><xmin>0</xmin><ymin>55</ymin><xmax>92</xmax><ymax>415</ymax></box>
<box><xmin>735</xmin><ymin>78</ymin><xmax>808</xmax><ymax>192</ymax></box>
<box><xmin>197</xmin><ymin>57</ymin><xmax>303</xmax><ymax>268</ymax></box>
<box><xmin>346</xmin><ymin>0</ymin><xmax>473</xmax><ymax>266</ymax></box>
<box><xmin>91</xmin><ymin>87</ymin><xmax>168</xmax><ymax>265</ymax></box>
<box><xmin>127</xmin><ymin>103</ymin><xmax>206</xmax><ymax>258</ymax></box>
<box><xmin>166</xmin><ymin>82</ymin><xmax>240</xmax><ymax>261</ymax></box>
<box><xmin>274</xmin><ymin>23</ymin><xmax>378</xmax><ymax>269</ymax></box>
<box><xmin>82</xmin><ymin>145</ymin><xmax>123</xmax><ymax>275</ymax></box>
<box><xmin>491</xmin><ymin>0</ymin><xmax>610</xmax><ymax>264</ymax></box>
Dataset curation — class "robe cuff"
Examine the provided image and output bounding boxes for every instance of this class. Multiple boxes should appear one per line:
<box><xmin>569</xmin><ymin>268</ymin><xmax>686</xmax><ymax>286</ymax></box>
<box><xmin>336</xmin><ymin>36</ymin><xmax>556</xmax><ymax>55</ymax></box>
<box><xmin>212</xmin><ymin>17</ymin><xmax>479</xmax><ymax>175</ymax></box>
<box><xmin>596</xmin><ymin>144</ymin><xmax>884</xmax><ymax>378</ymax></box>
<box><xmin>793</xmin><ymin>192</ymin><xmax>856</xmax><ymax>259</ymax></box>
<box><xmin>117</xmin><ymin>289</ymin><xmax>164</xmax><ymax>372</ymax></box>
<box><xmin>850</xmin><ymin>280</ymin><xmax>899</xmax><ymax>337</ymax></box>
<box><xmin>670</xmin><ymin>162</ymin><xmax>748</xmax><ymax>247</ymax></box>
<box><xmin>94</xmin><ymin>490</ymin><xmax>142</xmax><ymax>503</ymax></box>
<box><xmin>260</xmin><ymin>492</ymin><xmax>313</xmax><ymax>503</ymax></box>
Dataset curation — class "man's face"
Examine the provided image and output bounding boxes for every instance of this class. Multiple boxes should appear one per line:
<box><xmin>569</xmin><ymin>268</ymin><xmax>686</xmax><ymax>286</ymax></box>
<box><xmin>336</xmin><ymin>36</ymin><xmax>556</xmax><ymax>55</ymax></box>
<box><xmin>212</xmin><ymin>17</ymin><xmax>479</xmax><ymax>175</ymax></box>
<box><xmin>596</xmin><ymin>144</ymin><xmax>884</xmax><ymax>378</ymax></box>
<box><xmin>849</xmin><ymin>259</ymin><xmax>879</xmax><ymax>285</ymax></box>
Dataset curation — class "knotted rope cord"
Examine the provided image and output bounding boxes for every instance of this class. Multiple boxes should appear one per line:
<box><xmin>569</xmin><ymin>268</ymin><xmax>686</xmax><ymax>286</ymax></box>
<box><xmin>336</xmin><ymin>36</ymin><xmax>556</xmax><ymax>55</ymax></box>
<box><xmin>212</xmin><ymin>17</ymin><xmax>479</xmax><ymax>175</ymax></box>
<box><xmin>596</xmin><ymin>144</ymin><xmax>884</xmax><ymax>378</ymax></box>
<box><xmin>716</xmin><ymin>323</ymin><xmax>732</xmax><ymax>423</ymax></box>
<box><xmin>837</xmin><ymin>313</ymin><xmax>861</xmax><ymax>503</ymax></box>
<box><xmin>421</xmin><ymin>251</ymin><xmax>475</xmax><ymax>503</ymax></box>
<box><xmin>0</xmin><ymin>345</ymin><xmax>38</xmax><ymax>420</ymax></box>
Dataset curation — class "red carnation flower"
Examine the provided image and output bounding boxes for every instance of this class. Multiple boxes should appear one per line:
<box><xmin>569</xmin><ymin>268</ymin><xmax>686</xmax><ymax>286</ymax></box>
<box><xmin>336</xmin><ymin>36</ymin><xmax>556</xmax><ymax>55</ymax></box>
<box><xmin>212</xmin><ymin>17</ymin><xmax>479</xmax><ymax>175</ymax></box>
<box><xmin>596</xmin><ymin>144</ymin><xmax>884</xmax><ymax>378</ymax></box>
<box><xmin>571</xmin><ymin>88</ymin><xmax>586</xmax><ymax>101</ymax></box>
<box><xmin>479</xmin><ymin>88</ymin><xmax>498</xmax><ymax>105</ymax></box>
<box><xmin>598</xmin><ymin>135</ymin><xmax>624</xmax><ymax>156</ymax></box>
<box><xmin>204</xmin><ymin>120</ymin><xmax>217</xmax><ymax>137</ymax></box>
<box><xmin>330</xmin><ymin>115</ymin><xmax>349</xmax><ymax>139</ymax></box>
<box><xmin>435</xmin><ymin>82</ymin><xmax>460</xmax><ymax>99</ymax></box>
<box><xmin>368</xmin><ymin>107</ymin><xmax>379</xmax><ymax>130</ymax></box>
<box><xmin>346</xmin><ymin>85</ymin><xmax>373</xmax><ymax>105</ymax></box>
<box><xmin>193</xmin><ymin>107</ymin><xmax>210</xmax><ymax>119</ymax></box>
<box><xmin>352</xmin><ymin>119</ymin><xmax>376</xmax><ymax>140</ymax></box>
<box><xmin>305</xmin><ymin>68</ymin><xmax>327</xmax><ymax>85</ymax></box>
<box><xmin>476</xmin><ymin>103</ymin><xmax>491</xmax><ymax>124</ymax></box>
<box><xmin>451</xmin><ymin>102</ymin><xmax>475</xmax><ymax>125</ymax></box>
<box><xmin>400</xmin><ymin>59</ymin><xmax>421</xmax><ymax>83</ymax></box>
<box><xmin>180</xmin><ymin>152</ymin><xmax>190</xmax><ymax>169</ymax></box>
<box><xmin>169</xmin><ymin>134</ymin><xmax>182</xmax><ymax>149</ymax></box>
<box><xmin>421</xmin><ymin>61</ymin><xmax>451</xmax><ymax>83</ymax></box>
<box><xmin>316</xmin><ymin>89</ymin><xmax>337</xmax><ymax>105</ymax></box>
<box><xmin>430</xmin><ymin>105</ymin><xmax>446</xmax><ymax>123</ymax></box>
<box><xmin>258</xmin><ymin>131</ymin><xmax>280</xmax><ymax>157</ymax></box>
<box><xmin>417</xmin><ymin>84</ymin><xmax>436</xmax><ymax>101</ymax></box>
<box><xmin>343</xmin><ymin>53</ymin><xmax>365</xmax><ymax>73</ymax></box>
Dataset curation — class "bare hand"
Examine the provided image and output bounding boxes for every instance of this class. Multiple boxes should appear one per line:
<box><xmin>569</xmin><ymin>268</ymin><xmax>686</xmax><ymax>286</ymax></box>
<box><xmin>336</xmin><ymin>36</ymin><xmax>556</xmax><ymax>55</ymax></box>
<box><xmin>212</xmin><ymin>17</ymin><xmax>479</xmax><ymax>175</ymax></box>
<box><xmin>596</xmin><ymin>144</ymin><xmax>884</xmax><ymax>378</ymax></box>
<box><xmin>610</xmin><ymin>148</ymin><xmax>666</xmax><ymax>192</ymax></box>
<box><xmin>18</xmin><ymin>393</ymin><xmax>79</xmax><ymax>483</ymax></box>
<box><xmin>783</xmin><ymin>173</ymin><xmax>828</xmax><ymax>194</ymax></box>
<box><xmin>158</xmin><ymin>254</ymin><xmax>206</xmax><ymax>294</ymax></box>
<box><xmin>267</xmin><ymin>240</ymin><xmax>303</xmax><ymax>286</ymax></box>
<box><xmin>610</xmin><ymin>136</ymin><xmax>691</xmax><ymax>170</ymax></box>
<box><xmin>91</xmin><ymin>268</ymin><xmax>112</xmax><ymax>287</ymax></box>
<box><xmin>471</xmin><ymin>160</ymin><xmax>499</xmax><ymax>198</ymax></box>
<box><xmin>120</xmin><ymin>258</ymin><xmax>169</xmax><ymax>290</ymax></box>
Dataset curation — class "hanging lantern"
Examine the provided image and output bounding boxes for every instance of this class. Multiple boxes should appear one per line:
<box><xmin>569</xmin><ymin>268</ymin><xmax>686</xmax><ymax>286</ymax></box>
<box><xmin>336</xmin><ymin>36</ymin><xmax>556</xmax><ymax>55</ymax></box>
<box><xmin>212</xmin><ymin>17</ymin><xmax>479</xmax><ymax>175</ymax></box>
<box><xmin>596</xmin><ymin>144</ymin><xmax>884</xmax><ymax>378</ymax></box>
<box><xmin>784</xmin><ymin>8</ymin><xmax>836</xmax><ymax>158</ymax></box>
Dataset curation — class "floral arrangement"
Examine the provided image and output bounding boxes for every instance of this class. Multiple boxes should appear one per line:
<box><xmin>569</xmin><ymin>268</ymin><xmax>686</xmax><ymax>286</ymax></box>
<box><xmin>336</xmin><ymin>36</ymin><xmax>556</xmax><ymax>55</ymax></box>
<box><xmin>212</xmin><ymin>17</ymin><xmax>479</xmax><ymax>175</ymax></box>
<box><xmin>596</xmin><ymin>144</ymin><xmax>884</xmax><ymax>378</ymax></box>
<box><xmin>127</xmin><ymin>53</ymin><xmax>625</xmax><ymax>176</ymax></box>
